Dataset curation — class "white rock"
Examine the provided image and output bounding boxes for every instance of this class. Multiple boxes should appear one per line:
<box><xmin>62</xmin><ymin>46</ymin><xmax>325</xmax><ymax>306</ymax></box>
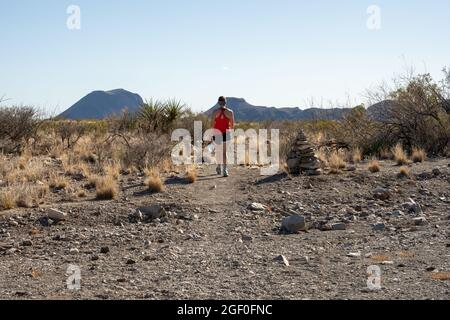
<box><xmin>347</xmin><ymin>252</ymin><xmax>361</xmax><ymax>258</ymax></box>
<box><xmin>137</xmin><ymin>205</ymin><xmax>166</xmax><ymax>220</ymax></box>
<box><xmin>47</xmin><ymin>209</ymin><xmax>68</xmax><ymax>221</ymax></box>
<box><xmin>274</xmin><ymin>255</ymin><xmax>290</xmax><ymax>266</ymax></box>
<box><xmin>402</xmin><ymin>199</ymin><xmax>422</xmax><ymax>214</ymax></box>
<box><xmin>413</xmin><ymin>217</ymin><xmax>429</xmax><ymax>226</ymax></box>
<box><xmin>282</xmin><ymin>215</ymin><xmax>306</xmax><ymax>233</ymax></box>
<box><xmin>249</xmin><ymin>203</ymin><xmax>266</xmax><ymax>211</ymax></box>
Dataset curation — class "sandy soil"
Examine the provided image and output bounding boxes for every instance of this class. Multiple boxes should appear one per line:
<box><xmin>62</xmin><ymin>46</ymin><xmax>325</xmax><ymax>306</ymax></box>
<box><xmin>0</xmin><ymin>158</ymin><xmax>449</xmax><ymax>300</ymax></box>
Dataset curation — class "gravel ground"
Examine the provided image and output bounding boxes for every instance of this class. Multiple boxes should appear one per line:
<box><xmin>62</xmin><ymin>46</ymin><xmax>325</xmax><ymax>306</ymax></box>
<box><xmin>0</xmin><ymin>158</ymin><xmax>449</xmax><ymax>300</ymax></box>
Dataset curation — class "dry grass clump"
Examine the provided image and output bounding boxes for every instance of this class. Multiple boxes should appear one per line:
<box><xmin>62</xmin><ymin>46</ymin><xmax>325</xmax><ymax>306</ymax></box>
<box><xmin>22</xmin><ymin>161</ymin><xmax>48</xmax><ymax>183</ymax></box>
<box><xmin>368</xmin><ymin>159</ymin><xmax>381</xmax><ymax>173</ymax></box>
<box><xmin>86</xmin><ymin>175</ymin><xmax>99</xmax><ymax>189</ymax></box>
<box><xmin>370</xmin><ymin>254</ymin><xmax>391</xmax><ymax>263</ymax></box>
<box><xmin>0</xmin><ymin>184</ymin><xmax>49</xmax><ymax>210</ymax></box>
<box><xmin>0</xmin><ymin>189</ymin><xmax>16</xmax><ymax>210</ymax></box>
<box><xmin>411</xmin><ymin>147</ymin><xmax>427</xmax><ymax>163</ymax></box>
<box><xmin>15</xmin><ymin>191</ymin><xmax>34</xmax><ymax>208</ymax></box>
<box><xmin>398</xmin><ymin>166</ymin><xmax>410</xmax><ymax>178</ymax></box>
<box><xmin>104</xmin><ymin>162</ymin><xmax>121</xmax><ymax>180</ymax></box>
<box><xmin>76</xmin><ymin>189</ymin><xmax>87</xmax><ymax>198</ymax></box>
<box><xmin>144</xmin><ymin>168</ymin><xmax>164</xmax><ymax>193</ymax></box>
<box><xmin>185</xmin><ymin>166</ymin><xmax>198</xmax><ymax>183</ymax></box>
<box><xmin>95</xmin><ymin>176</ymin><xmax>118</xmax><ymax>200</ymax></box>
<box><xmin>392</xmin><ymin>143</ymin><xmax>409</xmax><ymax>165</ymax></box>
<box><xmin>328</xmin><ymin>151</ymin><xmax>346</xmax><ymax>173</ymax></box>
<box><xmin>430</xmin><ymin>272</ymin><xmax>450</xmax><ymax>281</ymax></box>
<box><xmin>48</xmin><ymin>173</ymin><xmax>68</xmax><ymax>190</ymax></box>
<box><xmin>351</xmin><ymin>147</ymin><xmax>362</xmax><ymax>164</ymax></box>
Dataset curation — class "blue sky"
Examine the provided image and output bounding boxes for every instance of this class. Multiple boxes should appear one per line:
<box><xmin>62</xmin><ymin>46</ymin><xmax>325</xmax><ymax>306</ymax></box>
<box><xmin>1</xmin><ymin>0</ymin><xmax>449</xmax><ymax>114</ymax></box>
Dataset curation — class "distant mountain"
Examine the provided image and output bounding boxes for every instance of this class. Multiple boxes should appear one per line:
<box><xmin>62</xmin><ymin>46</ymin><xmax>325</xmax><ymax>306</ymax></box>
<box><xmin>367</xmin><ymin>98</ymin><xmax>450</xmax><ymax>122</ymax></box>
<box><xmin>367</xmin><ymin>99</ymin><xmax>396</xmax><ymax>122</ymax></box>
<box><xmin>204</xmin><ymin>97</ymin><xmax>351</xmax><ymax>121</ymax></box>
<box><xmin>60</xmin><ymin>89</ymin><xmax>144</xmax><ymax>120</ymax></box>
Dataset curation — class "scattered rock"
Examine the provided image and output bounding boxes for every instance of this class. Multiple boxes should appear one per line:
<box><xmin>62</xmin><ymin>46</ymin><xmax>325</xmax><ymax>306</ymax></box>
<box><xmin>47</xmin><ymin>209</ymin><xmax>68</xmax><ymax>221</ymax></box>
<box><xmin>274</xmin><ymin>255</ymin><xmax>290</xmax><ymax>266</ymax></box>
<box><xmin>69</xmin><ymin>248</ymin><xmax>79</xmax><ymax>254</ymax></box>
<box><xmin>347</xmin><ymin>252</ymin><xmax>361</xmax><ymax>258</ymax></box>
<box><xmin>432</xmin><ymin>168</ymin><xmax>442</xmax><ymax>176</ymax></box>
<box><xmin>9</xmin><ymin>220</ymin><xmax>19</xmax><ymax>227</ymax></box>
<box><xmin>372</xmin><ymin>188</ymin><xmax>391</xmax><ymax>201</ymax></box>
<box><xmin>130</xmin><ymin>205</ymin><xmax>166</xmax><ymax>222</ymax></box>
<box><xmin>144</xmin><ymin>240</ymin><xmax>152</xmax><ymax>248</ymax></box>
<box><xmin>372</xmin><ymin>223</ymin><xmax>386</xmax><ymax>232</ymax></box>
<box><xmin>100</xmin><ymin>246</ymin><xmax>110</xmax><ymax>254</ymax></box>
<box><xmin>413</xmin><ymin>217</ymin><xmax>429</xmax><ymax>226</ymax></box>
<box><xmin>126</xmin><ymin>259</ymin><xmax>136</xmax><ymax>265</ymax></box>
<box><xmin>390</xmin><ymin>210</ymin><xmax>404</xmax><ymax>217</ymax></box>
<box><xmin>402</xmin><ymin>199</ymin><xmax>422</xmax><ymax>214</ymax></box>
<box><xmin>241</xmin><ymin>235</ymin><xmax>253</xmax><ymax>242</ymax></box>
<box><xmin>281</xmin><ymin>215</ymin><xmax>307</xmax><ymax>234</ymax></box>
<box><xmin>331</xmin><ymin>223</ymin><xmax>347</xmax><ymax>231</ymax></box>
<box><xmin>21</xmin><ymin>240</ymin><xmax>33</xmax><ymax>247</ymax></box>
<box><xmin>249</xmin><ymin>203</ymin><xmax>266</xmax><ymax>211</ymax></box>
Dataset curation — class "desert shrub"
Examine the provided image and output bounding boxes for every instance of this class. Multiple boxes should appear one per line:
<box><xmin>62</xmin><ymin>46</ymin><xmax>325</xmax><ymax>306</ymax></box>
<box><xmin>77</xmin><ymin>189</ymin><xmax>87</xmax><ymax>198</ymax></box>
<box><xmin>331</xmin><ymin>105</ymin><xmax>385</xmax><ymax>154</ymax></box>
<box><xmin>144</xmin><ymin>168</ymin><xmax>164</xmax><ymax>193</ymax></box>
<box><xmin>411</xmin><ymin>147</ymin><xmax>427</xmax><ymax>163</ymax></box>
<box><xmin>56</xmin><ymin>121</ymin><xmax>88</xmax><ymax>149</ymax></box>
<box><xmin>95</xmin><ymin>176</ymin><xmax>118</xmax><ymax>200</ymax></box>
<box><xmin>48</xmin><ymin>173</ymin><xmax>68</xmax><ymax>190</ymax></box>
<box><xmin>0</xmin><ymin>189</ymin><xmax>16</xmax><ymax>210</ymax></box>
<box><xmin>104</xmin><ymin>161</ymin><xmax>121</xmax><ymax>180</ymax></box>
<box><xmin>0</xmin><ymin>184</ymin><xmax>48</xmax><ymax>210</ymax></box>
<box><xmin>186</xmin><ymin>166</ymin><xmax>198</xmax><ymax>183</ymax></box>
<box><xmin>398</xmin><ymin>166</ymin><xmax>410</xmax><ymax>178</ymax></box>
<box><xmin>328</xmin><ymin>151</ymin><xmax>346</xmax><ymax>173</ymax></box>
<box><xmin>368</xmin><ymin>72</ymin><xmax>450</xmax><ymax>155</ymax></box>
<box><xmin>119</xmin><ymin>133</ymin><xmax>172</xmax><ymax>170</ymax></box>
<box><xmin>351</xmin><ymin>147</ymin><xmax>362</xmax><ymax>163</ymax></box>
<box><xmin>0</xmin><ymin>106</ymin><xmax>42</xmax><ymax>153</ymax></box>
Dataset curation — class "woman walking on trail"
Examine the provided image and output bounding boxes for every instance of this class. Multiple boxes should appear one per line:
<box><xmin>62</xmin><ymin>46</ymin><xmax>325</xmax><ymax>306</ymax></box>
<box><xmin>212</xmin><ymin>96</ymin><xmax>235</xmax><ymax>177</ymax></box>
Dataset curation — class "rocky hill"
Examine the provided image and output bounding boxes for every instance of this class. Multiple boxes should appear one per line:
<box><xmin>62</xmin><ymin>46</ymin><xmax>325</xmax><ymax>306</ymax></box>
<box><xmin>59</xmin><ymin>89</ymin><xmax>144</xmax><ymax>120</ymax></box>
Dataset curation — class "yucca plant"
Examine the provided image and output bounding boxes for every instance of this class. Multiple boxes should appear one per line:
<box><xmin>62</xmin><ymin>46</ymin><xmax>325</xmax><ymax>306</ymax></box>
<box><xmin>137</xmin><ymin>99</ymin><xmax>165</xmax><ymax>133</ymax></box>
<box><xmin>164</xmin><ymin>99</ymin><xmax>186</xmax><ymax>124</ymax></box>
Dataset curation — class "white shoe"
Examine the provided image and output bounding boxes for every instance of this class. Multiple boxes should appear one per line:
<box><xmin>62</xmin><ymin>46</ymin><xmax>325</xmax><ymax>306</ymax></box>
<box><xmin>223</xmin><ymin>168</ymin><xmax>229</xmax><ymax>177</ymax></box>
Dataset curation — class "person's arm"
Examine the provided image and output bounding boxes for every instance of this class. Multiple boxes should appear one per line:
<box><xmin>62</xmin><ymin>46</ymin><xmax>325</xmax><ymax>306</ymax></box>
<box><xmin>230</xmin><ymin>110</ymin><xmax>235</xmax><ymax>129</ymax></box>
<box><xmin>211</xmin><ymin>110</ymin><xmax>217</xmax><ymax>128</ymax></box>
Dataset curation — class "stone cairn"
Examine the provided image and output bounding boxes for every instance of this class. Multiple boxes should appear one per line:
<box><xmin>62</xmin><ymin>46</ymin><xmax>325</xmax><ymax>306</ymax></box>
<box><xmin>287</xmin><ymin>131</ymin><xmax>322</xmax><ymax>176</ymax></box>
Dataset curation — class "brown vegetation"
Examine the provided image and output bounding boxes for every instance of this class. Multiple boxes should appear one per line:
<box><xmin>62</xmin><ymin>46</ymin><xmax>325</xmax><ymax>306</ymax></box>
<box><xmin>368</xmin><ymin>159</ymin><xmax>381</xmax><ymax>173</ymax></box>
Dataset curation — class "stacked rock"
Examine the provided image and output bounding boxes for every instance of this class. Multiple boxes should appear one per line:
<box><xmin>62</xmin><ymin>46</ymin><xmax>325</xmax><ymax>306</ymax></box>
<box><xmin>287</xmin><ymin>131</ymin><xmax>322</xmax><ymax>176</ymax></box>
